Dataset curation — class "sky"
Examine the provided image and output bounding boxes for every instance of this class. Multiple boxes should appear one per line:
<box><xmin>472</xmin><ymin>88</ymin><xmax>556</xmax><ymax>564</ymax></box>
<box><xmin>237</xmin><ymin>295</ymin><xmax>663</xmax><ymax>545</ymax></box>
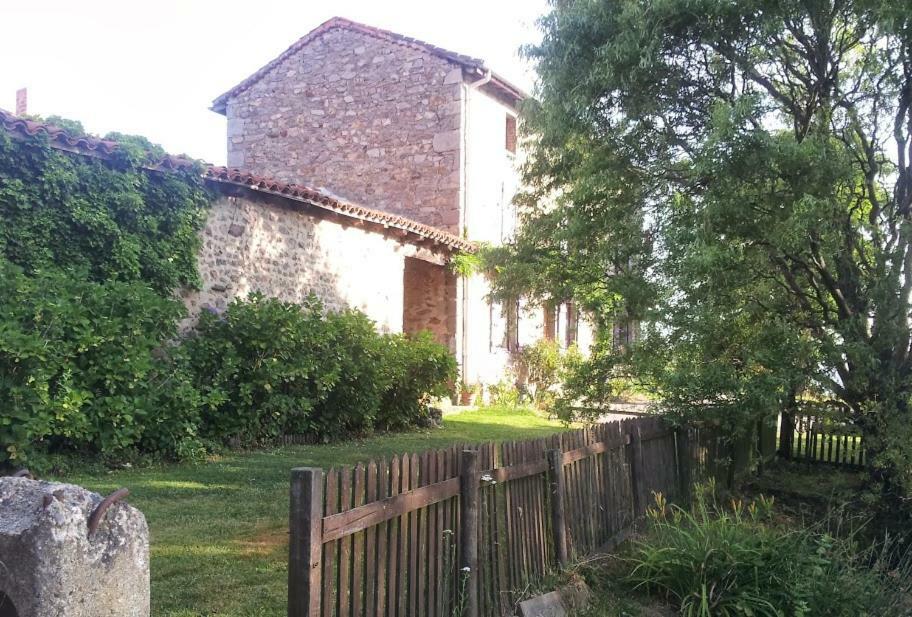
<box><xmin>1</xmin><ymin>0</ymin><xmax>549</xmax><ymax>165</ymax></box>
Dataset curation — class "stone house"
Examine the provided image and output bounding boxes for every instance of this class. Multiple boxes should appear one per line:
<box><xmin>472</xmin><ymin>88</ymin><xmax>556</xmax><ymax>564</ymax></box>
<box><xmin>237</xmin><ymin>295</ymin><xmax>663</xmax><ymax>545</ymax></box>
<box><xmin>0</xmin><ymin>17</ymin><xmax>594</xmax><ymax>391</ymax></box>
<box><xmin>211</xmin><ymin>17</ymin><xmax>592</xmax><ymax>387</ymax></box>
<box><xmin>0</xmin><ymin>108</ymin><xmax>469</xmax><ymax>340</ymax></box>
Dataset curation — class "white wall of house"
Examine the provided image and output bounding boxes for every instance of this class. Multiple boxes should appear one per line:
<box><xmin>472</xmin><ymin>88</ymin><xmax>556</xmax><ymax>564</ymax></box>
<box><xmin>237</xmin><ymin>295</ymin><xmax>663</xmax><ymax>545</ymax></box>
<box><xmin>454</xmin><ymin>85</ymin><xmax>596</xmax><ymax>388</ymax></box>
<box><xmin>454</xmin><ymin>83</ymin><xmax>521</xmax><ymax>386</ymax></box>
<box><xmin>182</xmin><ymin>194</ymin><xmax>416</xmax><ymax>333</ymax></box>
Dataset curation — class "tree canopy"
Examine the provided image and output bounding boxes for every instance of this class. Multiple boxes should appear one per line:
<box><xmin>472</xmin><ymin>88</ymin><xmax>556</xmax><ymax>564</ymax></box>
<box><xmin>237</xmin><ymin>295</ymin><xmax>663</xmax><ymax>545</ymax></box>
<box><xmin>495</xmin><ymin>0</ymin><xmax>912</xmax><ymax>500</ymax></box>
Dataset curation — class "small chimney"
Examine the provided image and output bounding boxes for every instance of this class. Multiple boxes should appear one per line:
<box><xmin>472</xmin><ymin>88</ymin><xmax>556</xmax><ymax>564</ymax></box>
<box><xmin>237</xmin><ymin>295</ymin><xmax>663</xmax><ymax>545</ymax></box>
<box><xmin>15</xmin><ymin>88</ymin><xmax>27</xmax><ymax>115</ymax></box>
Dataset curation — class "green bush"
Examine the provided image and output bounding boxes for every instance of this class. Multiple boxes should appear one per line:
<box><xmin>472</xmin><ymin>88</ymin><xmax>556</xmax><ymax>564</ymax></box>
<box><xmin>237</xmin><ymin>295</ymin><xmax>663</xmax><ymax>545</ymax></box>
<box><xmin>488</xmin><ymin>378</ymin><xmax>522</xmax><ymax>408</ymax></box>
<box><xmin>0</xmin><ymin>120</ymin><xmax>456</xmax><ymax>464</ymax></box>
<box><xmin>312</xmin><ymin>309</ymin><xmax>389</xmax><ymax>437</ymax></box>
<box><xmin>628</xmin><ymin>487</ymin><xmax>912</xmax><ymax>616</ymax></box>
<box><xmin>185</xmin><ymin>294</ymin><xmax>341</xmax><ymax>443</ymax></box>
<box><xmin>377</xmin><ymin>332</ymin><xmax>457</xmax><ymax>430</ymax></box>
<box><xmin>518</xmin><ymin>339</ymin><xmax>562</xmax><ymax>401</ymax></box>
<box><xmin>184</xmin><ymin>293</ymin><xmax>456</xmax><ymax>444</ymax></box>
<box><xmin>0</xmin><ymin>260</ymin><xmax>202</xmax><ymax>463</ymax></box>
<box><xmin>516</xmin><ymin>339</ymin><xmax>582</xmax><ymax>414</ymax></box>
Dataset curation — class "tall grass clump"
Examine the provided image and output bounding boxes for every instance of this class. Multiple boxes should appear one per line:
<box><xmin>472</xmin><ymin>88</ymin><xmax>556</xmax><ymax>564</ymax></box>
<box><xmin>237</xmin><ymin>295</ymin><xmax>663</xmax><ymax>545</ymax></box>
<box><xmin>627</xmin><ymin>483</ymin><xmax>912</xmax><ymax>616</ymax></box>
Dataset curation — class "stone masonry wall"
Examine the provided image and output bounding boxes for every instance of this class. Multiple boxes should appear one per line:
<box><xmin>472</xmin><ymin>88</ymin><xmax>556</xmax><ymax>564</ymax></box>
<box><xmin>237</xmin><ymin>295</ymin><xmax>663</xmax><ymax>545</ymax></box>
<box><xmin>225</xmin><ymin>27</ymin><xmax>463</xmax><ymax>232</ymax></box>
<box><xmin>181</xmin><ymin>194</ymin><xmax>417</xmax><ymax>332</ymax></box>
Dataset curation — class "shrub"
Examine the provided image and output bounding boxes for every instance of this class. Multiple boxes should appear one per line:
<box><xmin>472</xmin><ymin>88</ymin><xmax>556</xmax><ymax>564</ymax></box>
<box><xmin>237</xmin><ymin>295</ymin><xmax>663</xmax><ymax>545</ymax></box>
<box><xmin>0</xmin><ymin>260</ymin><xmax>201</xmax><ymax>463</ymax></box>
<box><xmin>184</xmin><ymin>294</ymin><xmax>341</xmax><ymax>443</ymax></box>
<box><xmin>183</xmin><ymin>293</ymin><xmax>456</xmax><ymax>444</ymax></box>
<box><xmin>518</xmin><ymin>339</ymin><xmax>561</xmax><ymax>402</ymax></box>
<box><xmin>377</xmin><ymin>332</ymin><xmax>457</xmax><ymax>430</ymax></box>
<box><xmin>487</xmin><ymin>378</ymin><xmax>522</xmax><ymax>408</ymax></box>
<box><xmin>628</xmin><ymin>487</ymin><xmax>912</xmax><ymax>616</ymax></box>
<box><xmin>311</xmin><ymin>308</ymin><xmax>389</xmax><ymax>437</ymax></box>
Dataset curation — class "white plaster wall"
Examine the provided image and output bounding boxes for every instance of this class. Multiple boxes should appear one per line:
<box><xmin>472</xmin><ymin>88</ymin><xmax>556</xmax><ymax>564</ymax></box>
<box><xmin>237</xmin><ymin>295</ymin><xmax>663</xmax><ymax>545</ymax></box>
<box><xmin>454</xmin><ymin>85</ymin><xmax>528</xmax><ymax>386</ymax></box>
<box><xmin>462</xmin><ymin>85</ymin><xmax>520</xmax><ymax>244</ymax></box>
<box><xmin>182</xmin><ymin>195</ymin><xmax>407</xmax><ymax>332</ymax></box>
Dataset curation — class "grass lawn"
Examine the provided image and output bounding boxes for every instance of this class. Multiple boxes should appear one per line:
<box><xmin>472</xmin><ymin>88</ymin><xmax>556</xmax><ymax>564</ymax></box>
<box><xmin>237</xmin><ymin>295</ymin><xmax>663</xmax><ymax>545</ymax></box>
<box><xmin>54</xmin><ymin>405</ymin><xmax>568</xmax><ymax>617</ymax></box>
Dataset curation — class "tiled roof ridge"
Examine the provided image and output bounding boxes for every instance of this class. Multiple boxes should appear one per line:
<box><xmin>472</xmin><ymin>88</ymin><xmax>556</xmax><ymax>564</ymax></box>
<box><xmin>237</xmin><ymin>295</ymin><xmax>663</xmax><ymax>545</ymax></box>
<box><xmin>0</xmin><ymin>108</ymin><xmax>473</xmax><ymax>252</ymax></box>
<box><xmin>210</xmin><ymin>16</ymin><xmax>526</xmax><ymax>113</ymax></box>
<box><xmin>205</xmin><ymin>167</ymin><xmax>474</xmax><ymax>251</ymax></box>
<box><xmin>0</xmin><ymin>108</ymin><xmax>120</xmax><ymax>156</ymax></box>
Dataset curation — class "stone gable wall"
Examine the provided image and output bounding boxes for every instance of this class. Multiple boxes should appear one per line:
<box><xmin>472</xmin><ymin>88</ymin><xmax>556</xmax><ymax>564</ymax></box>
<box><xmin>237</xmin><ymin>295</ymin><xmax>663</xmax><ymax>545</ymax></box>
<box><xmin>225</xmin><ymin>27</ymin><xmax>463</xmax><ymax>232</ymax></box>
<box><xmin>181</xmin><ymin>194</ymin><xmax>419</xmax><ymax>332</ymax></box>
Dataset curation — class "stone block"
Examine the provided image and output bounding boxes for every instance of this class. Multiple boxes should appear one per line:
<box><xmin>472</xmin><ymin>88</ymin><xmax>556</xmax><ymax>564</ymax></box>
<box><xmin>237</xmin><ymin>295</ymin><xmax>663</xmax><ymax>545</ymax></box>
<box><xmin>0</xmin><ymin>477</ymin><xmax>149</xmax><ymax>617</ymax></box>
<box><xmin>432</xmin><ymin>130</ymin><xmax>460</xmax><ymax>153</ymax></box>
<box><xmin>518</xmin><ymin>579</ymin><xmax>591</xmax><ymax>617</ymax></box>
<box><xmin>518</xmin><ymin>591</ymin><xmax>566</xmax><ymax>617</ymax></box>
<box><xmin>444</xmin><ymin>67</ymin><xmax>464</xmax><ymax>84</ymax></box>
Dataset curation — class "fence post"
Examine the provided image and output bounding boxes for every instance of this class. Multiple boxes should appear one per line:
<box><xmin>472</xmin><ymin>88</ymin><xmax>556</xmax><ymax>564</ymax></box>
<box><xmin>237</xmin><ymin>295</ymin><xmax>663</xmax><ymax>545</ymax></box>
<box><xmin>459</xmin><ymin>449</ymin><xmax>479</xmax><ymax>617</ymax></box>
<box><xmin>289</xmin><ymin>467</ymin><xmax>323</xmax><ymax>617</ymax></box>
<box><xmin>625</xmin><ymin>425</ymin><xmax>642</xmax><ymax>516</ymax></box>
<box><xmin>546</xmin><ymin>449</ymin><xmax>569</xmax><ymax>567</ymax></box>
<box><xmin>675</xmin><ymin>428</ymin><xmax>692</xmax><ymax>505</ymax></box>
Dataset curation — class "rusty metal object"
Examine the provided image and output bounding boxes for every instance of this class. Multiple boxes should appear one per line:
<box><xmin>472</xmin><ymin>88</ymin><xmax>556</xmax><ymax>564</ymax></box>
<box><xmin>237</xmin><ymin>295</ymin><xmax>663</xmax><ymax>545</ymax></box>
<box><xmin>12</xmin><ymin>469</ymin><xmax>34</xmax><ymax>479</ymax></box>
<box><xmin>87</xmin><ymin>488</ymin><xmax>129</xmax><ymax>536</ymax></box>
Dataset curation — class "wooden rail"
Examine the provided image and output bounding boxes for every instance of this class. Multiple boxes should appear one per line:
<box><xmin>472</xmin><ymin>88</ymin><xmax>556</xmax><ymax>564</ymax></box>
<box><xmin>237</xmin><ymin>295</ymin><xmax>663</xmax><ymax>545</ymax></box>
<box><xmin>289</xmin><ymin>416</ymin><xmax>722</xmax><ymax>617</ymax></box>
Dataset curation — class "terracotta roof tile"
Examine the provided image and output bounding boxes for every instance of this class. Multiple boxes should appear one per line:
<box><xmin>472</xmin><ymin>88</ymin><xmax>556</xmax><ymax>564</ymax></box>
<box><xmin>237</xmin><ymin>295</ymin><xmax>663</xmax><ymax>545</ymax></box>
<box><xmin>0</xmin><ymin>109</ymin><xmax>473</xmax><ymax>253</ymax></box>
<box><xmin>0</xmin><ymin>110</ymin><xmax>120</xmax><ymax>155</ymax></box>
<box><xmin>204</xmin><ymin>167</ymin><xmax>474</xmax><ymax>252</ymax></box>
<box><xmin>211</xmin><ymin>16</ymin><xmax>526</xmax><ymax>113</ymax></box>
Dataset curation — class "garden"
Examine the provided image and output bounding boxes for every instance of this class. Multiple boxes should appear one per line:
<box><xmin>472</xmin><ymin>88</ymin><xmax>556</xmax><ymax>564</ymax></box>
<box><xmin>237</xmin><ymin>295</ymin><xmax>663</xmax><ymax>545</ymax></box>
<box><xmin>61</xmin><ymin>405</ymin><xmax>567</xmax><ymax>617</ymax></box>
<box><xmin>0</xmin><ymin>125</ymin><xmax>455</xmax><ymax>469</ymax></box>
<box><xmin>5</xmin><ymin>1</ymin><xmax>912</xmax><ymax>616</ymax></box>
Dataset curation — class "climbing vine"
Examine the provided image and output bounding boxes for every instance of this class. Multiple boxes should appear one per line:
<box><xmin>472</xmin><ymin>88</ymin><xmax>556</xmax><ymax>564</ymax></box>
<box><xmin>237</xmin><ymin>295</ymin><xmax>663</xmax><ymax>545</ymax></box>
<box><xmin>0</xmin><ymin>128</ymin><xmax>212</xmax><ymax>293</ymax></box>
<box><xmin>0</xmin><ymin>121</ymin><xmax>456</xmax><ymax>467</ymax></box>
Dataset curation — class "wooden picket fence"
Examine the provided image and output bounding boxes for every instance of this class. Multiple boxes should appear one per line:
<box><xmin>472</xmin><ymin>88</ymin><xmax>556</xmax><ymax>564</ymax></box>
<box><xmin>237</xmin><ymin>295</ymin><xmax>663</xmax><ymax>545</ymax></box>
<box><xmin>779</xmin><ymin>411</ymin><xmax>866</xmax><ymax>468</ymax></box>
<box><xmin>288</xmin><ymin>416</ymin><xmax>723</xmax><ymax>617</ymax></box>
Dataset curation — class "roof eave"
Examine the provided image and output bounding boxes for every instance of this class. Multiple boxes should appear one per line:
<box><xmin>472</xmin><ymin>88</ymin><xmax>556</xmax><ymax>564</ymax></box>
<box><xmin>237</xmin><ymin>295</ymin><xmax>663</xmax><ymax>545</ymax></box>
<box><xmin>209</xmin><ymin>17</ymin><xmax>527</xmax><ymax>114</ymax></box>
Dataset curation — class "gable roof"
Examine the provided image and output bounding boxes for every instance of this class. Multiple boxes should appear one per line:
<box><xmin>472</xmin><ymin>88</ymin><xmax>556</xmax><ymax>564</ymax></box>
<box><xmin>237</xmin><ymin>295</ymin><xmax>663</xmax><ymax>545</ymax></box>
<box><xmin>0</xmin><ymin>109</ymin><xmax>473</xmax><ymax>253</ymax></box>
<box><xmin>203</xmin><ymin>167</ymin><xmax>474</xmax><ymax>252</ymax></box>
<box><xmin>210</xmin><ymin>16</ymin><xmax>526</xmax><ymax>114</ymax></box>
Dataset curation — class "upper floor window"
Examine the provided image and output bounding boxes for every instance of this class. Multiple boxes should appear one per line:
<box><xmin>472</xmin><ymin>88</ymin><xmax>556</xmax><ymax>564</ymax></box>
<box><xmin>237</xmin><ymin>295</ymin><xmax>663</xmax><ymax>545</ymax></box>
<box><xmin>505</xmin><ymin>114</ymin><xmax>517</xmax><ymax>154</ymax></box>
<box><xmin>543</xmin><ymin>303</ymin><xmax>557</xmax><ymax>342</ymax></box>
<box><xmin>566</xmin><ymin>302</ymin><xmax>579</xmax><ymax>347</ymax></box>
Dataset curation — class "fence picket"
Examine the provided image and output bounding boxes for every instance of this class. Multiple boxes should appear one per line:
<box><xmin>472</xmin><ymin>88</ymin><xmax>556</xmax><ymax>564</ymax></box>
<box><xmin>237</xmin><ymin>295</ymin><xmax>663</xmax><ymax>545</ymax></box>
<box><xmin>387</xmin><ymin>456</ymin><xmax>401</xmax><ymax>617</ymax></box>
<box><xmin>351</xmin><ymin>465</ymin><xmax>365</xmax><ymax>617</ymax></box>
<box><xmin>289</xmin><ymin>416</ymin><xmax>769</xmax><ymax>617</ymax></box>
<box><xmin>364</xmin><ymin>462</ymin><xmax>378</xmax><ymax>617</ymax></box>
<box><xmin>338</xmin><ymin>469</ymin><xmax>352</xmax><ymax>617</ymax></box>
<box><xmin>323</xmin><ymin>470</ymin><xmax>338</xmax><ymax>617</ymax></box>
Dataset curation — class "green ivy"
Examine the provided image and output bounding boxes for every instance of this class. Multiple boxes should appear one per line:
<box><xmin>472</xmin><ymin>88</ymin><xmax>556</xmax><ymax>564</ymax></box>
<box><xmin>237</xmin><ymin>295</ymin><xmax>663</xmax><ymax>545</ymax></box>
<box><xmin>0</xmin><ymin>122</ymin><xmax>457</xmax><ymax>466</ymax></box>
<box><xmin>0</xmin><ymin>130</ymin><xmax>211</xmax><ymax>293</ymax></box>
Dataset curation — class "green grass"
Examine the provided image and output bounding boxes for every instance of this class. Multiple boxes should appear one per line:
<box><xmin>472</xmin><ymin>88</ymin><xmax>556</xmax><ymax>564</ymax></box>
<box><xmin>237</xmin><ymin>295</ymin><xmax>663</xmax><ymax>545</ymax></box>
<box><xmin>53</xmin><ymin>405</ymin><xmax>568</xmax><ymax>617</ymax></box>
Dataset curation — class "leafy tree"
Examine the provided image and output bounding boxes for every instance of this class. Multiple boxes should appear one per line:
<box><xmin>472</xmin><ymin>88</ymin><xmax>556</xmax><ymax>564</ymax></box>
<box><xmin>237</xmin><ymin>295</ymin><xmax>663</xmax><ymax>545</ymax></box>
<box><xmin>498</xmin><ymin>0</ymin><xmax>912</xmax><ymax>501</ymax></box>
